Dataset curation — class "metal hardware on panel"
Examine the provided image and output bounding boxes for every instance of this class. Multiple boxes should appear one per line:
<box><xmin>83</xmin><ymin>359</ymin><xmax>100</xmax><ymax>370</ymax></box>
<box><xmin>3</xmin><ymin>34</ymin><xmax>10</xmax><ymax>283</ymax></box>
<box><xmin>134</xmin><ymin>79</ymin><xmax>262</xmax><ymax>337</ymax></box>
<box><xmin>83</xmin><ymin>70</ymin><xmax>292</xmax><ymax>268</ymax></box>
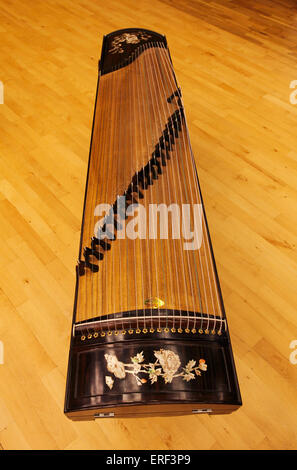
<box><xmin>192</xmin><ymin>409</ymin><xmax>212</xmax><ymax>414</ymax></box>
<box><xmin>94</xmin><ymin>412</ymin><xmax>115</xmax><ymax>418</ymax></box>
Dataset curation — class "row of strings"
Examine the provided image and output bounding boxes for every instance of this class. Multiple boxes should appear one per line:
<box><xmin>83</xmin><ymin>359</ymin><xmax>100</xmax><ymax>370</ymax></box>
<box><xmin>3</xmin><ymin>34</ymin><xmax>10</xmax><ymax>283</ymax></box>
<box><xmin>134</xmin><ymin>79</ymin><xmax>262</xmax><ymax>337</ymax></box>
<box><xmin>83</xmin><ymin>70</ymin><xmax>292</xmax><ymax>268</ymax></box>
<box><xmin>76</xmin><ymin>42</ymin><xmax>225</xmax><ymax>334</ymax></box>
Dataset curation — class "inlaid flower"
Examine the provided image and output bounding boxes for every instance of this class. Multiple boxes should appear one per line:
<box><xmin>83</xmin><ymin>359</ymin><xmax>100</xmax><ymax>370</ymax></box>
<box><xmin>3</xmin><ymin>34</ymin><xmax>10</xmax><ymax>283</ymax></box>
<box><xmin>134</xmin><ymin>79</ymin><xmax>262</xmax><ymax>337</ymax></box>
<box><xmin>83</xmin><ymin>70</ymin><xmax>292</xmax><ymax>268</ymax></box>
<box><xmin>123</xmin><ymin>33</ymin><xmax>139</xmax><ymax>44</ymax></box>
<box><xmin>131</xmin><ymin>351</ymin><xmax>144</xmax><ymax>364</ymax></box>
<box><xmin>154</xmin><ymin>349</ymin><xmax>181</xmax><ymax>382</ymax></box>
<box><xmin>163</xmin><ymin>372</ymin><xmax>175</xmax><ymax>383</ymax></box>
<box><xmin>109</xmin><ymin>32</ymin><xmax>152</xmax><ymax>54</ymax></box>
<box><xmin>185</xmin><ymin>359</ymin><xmax>196</xmax><ymax>371</ymax></box>
<box><xmin>183</xmin><ymin>372</ymin><xmax>195</xmax><ymax>382</ymax></box>
<box><xmin>104</xmin><ymin>353</ymin><xmax>126</xmax><ymax>379</ymax></box>
<box><xmin>105</xmin><ymin>376</ymin><xmax>114</xmax><ymax>390</ymax></box>
<box><xmin>148</xmin><ymin>363</ymin><xmax>162</xmax><ymax>384</ymax></box>
<box><xmin>198</xmin><ymin>359</ymin><xmax>207</xmax><ymax>371</ymax></box>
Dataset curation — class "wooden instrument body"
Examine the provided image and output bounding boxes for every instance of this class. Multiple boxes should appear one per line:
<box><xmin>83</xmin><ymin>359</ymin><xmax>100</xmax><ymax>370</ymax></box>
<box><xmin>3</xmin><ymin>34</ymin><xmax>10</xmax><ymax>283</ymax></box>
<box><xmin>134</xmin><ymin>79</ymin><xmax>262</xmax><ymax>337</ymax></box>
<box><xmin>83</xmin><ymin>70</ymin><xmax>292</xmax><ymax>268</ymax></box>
<box><xmin>64</xmin><ymin>29</ymin><xmax>241</xmax><ymax>419</ymax></box>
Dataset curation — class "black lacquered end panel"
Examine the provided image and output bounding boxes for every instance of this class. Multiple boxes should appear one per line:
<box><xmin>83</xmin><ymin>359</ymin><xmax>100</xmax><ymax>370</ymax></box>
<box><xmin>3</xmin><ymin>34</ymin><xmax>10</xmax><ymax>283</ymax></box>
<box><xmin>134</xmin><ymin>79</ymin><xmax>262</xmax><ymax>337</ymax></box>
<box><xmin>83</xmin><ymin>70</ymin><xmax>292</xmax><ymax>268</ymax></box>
<box><xmin>64</xmin><ymin>334</ymin><xmax>242</xmax><ymax>418</ymax></box>
<box><xmin>100</xmin><ymin>28</ymin><xmax>167</xmax><ymax>75</ymax></box>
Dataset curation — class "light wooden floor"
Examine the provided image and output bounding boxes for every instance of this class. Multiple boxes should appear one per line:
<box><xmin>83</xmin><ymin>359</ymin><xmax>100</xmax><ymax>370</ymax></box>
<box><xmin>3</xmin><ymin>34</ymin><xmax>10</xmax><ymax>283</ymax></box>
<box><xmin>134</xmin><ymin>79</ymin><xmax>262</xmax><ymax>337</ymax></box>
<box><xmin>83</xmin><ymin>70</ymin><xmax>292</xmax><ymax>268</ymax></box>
<box><xmin>0</xmin><ymin>0</ymin><xmax>296</xmax><ymax>450</ymax></box>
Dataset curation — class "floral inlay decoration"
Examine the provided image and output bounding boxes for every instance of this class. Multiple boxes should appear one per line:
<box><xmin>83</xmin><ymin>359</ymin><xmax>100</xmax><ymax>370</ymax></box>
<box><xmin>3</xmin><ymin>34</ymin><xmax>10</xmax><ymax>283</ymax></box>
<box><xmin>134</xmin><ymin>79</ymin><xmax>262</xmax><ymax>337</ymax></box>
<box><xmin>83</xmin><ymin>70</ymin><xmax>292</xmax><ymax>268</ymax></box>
<box><xmin>108</xmin><ymin>32</ymin><xmax>152</xmax><ymax>54</ymax></box>
<box><xmin>104</xmin><ymin>349</ymin><xmax>207</xmax><ymax>389</ymax></box>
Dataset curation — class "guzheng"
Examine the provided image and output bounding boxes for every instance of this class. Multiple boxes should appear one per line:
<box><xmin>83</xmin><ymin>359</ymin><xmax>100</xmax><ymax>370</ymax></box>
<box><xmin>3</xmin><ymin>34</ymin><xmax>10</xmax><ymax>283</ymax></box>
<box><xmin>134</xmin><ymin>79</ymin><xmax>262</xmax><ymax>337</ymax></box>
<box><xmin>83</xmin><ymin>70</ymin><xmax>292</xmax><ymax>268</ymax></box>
<box><xmin>64</xmin><ymin>28</ymin><xmax>242</xmax><ymax>419</ymax></box>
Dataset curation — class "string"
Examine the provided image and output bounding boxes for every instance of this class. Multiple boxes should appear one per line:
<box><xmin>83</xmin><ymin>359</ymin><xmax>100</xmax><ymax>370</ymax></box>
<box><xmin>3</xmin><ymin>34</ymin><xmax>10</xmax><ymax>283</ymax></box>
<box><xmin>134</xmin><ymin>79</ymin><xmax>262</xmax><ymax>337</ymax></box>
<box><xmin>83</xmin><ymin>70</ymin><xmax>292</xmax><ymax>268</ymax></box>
<box><xmin>139</xmin><ymin>44</ymin><xmax>161</xmax><ymax>330</ymax></box>
<box><xmin>144</xmin><ymin>44</ymin><xmax>177</xmax><ymax>330</ymax></box>
<box><xmin>83</xmin><ymin>67</ymin><xmax>109</xmax><ymax>335</ymax></box>
<box><xmin>111</xmin><ymin>60</ymin><xmax>122</xmax><ymax>332</ymax></box>
<box><xmin>143</xmin><ymin>43</ymin><xmax>182</xmax><ymax>330</ymax></box>
<box><xmin>131</xmin><ymin>48</ymin><xmax>146</xmax><ymax>329</ymax></box>
<box><xmin>153</xmin><ymin>44</ymin><xmax>204</xmax><ymax>331</ymax></box>
<box><xmin>144</xmin><ymin>42</ymin><xmax>169</xmax><ymax>330</ymax></box>
<box><xmin>105</xmin><ymin>63</ymin><xmax>118</xmax><ymax>333</ymax></box>
<box><xmin>148</xmin><ymin>43</ymin><xmax>199</xmax><ymax>332</ymax></box>
<box><xmin>134</xmin><ymin>44</ymin><xmax>153</xmax><ymax>331</ymax></box>
<box><xmin>145</xmin><ymin>43</ymin><xmax>189</xmax><ymax>329</ymax></box>
<box><xmin>159</xmin><ymin>44</ymin><xmax>224</xmax><ymax>332</ymax></box>
<box><xmin>128</xmin><ymin>52</ymin><xmax>139</xmax><ymax>330</ymax></box>
<box><xmin>132</xmin><ymin>48</ymin><xmax>146</xmax><ymax>328</ymax></box>
<box><xmin>117</xmin><ymin>59</ymin><xmax>126</xmax><ymax>331</ymax></box>
<box><xmin>102</xmin><ymin>63</ymin><xmax>118</xmax><ymax>334</ymax></box>
<box><xmin>158</xmin><ymin>44</ymin><xmax>211</xmax><ymax>331</ymax></box>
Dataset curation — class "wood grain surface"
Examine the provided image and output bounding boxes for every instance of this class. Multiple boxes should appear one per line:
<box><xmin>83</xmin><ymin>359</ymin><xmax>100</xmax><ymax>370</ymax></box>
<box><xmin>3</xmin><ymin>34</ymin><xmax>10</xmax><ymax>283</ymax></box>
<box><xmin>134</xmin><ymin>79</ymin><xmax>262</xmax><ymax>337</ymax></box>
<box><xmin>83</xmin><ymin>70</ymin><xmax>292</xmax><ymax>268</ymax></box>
<box><xmin>0</xmin><ymin>0</ymin><xmax>296</xmax><ymax>450</ymax></box>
